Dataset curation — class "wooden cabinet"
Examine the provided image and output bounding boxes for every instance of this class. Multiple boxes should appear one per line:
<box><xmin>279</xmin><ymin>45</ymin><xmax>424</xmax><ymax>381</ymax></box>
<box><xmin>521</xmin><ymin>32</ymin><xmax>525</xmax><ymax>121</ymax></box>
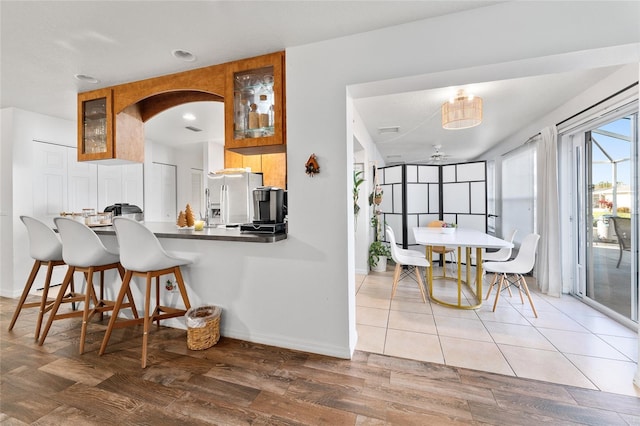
<box><xmin>225</xmin><ymin>51</ymin><xmax>285</xmax><ymax>154</ymax></box>
<box><xmin>77</xmin><ymin>89</ymin><xmax>144</xmax><ymax>163</ymax></box>
<box><xmin>78</xmin><ymin>89</ymin><xmax>112</xmax><ymax>161</ymax></box>
<box><xmin>224</xmin><ymin>150</ymin><xmax>287</xmax><ymax>189</ymax></box>
<box><xmin>78</xmin><ymin>52</ymin><xmax>283</xmax><ymax>162</ymax></box>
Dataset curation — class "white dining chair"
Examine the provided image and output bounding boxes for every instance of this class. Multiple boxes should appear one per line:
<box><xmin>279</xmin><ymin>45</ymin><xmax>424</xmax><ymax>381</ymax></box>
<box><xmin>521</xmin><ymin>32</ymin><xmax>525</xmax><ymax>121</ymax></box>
<box><xmin>386</xmin><ymin>226</ymin><xmax>429</xmax><ymax>303</ymax></box>
<box><xmin>427</xmin><ymin>220</ymin><xmax>456</xmax><ymax>276</ymax></box>
<box><xmin>470</xmin><ymin>229</ymin><xmax>518</xmax><ymax>300</ymax></box>
<box><xmin>483</xmin><ymin>233</ymin><xmax>540</xmax><ymax>317</ymax></box>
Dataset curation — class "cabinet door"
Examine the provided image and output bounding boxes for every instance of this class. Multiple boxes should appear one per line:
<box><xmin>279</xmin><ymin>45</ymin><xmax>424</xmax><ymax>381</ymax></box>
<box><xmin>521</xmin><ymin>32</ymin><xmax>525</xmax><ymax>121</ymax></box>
<box><xmin>225</xmin><ymin>52</ymin><xmax>285</xmax><ymax>154</ymax></box>
<box><xmin>262</xmin><ymin>153</ymin><xmax>287</xmax><ymax>188</ymax></box>
<box><xmin>78</xmin><ymin>88</ymin><xmax>114</xmax><ymax>161</ymax></box>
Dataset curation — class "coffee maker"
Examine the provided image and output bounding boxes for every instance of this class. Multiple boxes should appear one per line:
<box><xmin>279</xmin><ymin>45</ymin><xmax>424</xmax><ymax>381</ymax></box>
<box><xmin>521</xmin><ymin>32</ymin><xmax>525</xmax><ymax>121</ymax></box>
<box><xmin>241</xmin><ymin>186</ymin><xmax>286</xmax><ymax>234</ymax></box>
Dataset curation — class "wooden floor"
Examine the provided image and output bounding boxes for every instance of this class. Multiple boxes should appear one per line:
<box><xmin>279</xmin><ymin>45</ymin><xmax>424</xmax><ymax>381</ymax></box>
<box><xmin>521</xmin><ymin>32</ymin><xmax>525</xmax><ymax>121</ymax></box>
<box><xmin>1</xmin><ymin>296</ymin><xmax>639</xmax><ymax>425</ymax></box>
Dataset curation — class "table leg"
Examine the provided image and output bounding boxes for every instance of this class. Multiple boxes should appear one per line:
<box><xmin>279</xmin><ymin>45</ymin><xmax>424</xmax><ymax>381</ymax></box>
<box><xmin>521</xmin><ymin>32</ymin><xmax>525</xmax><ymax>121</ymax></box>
<box><xmin>457</xmin><ymin>246</ymin><xmax>462</xmax><ymax>306</ymax></box>
<box><xmin>427</xmin><ymin>246</ymin><xmax>433</xmax><ymax>296</ymax></box>
<box><xmin>476</xmin><ymin>247</ymin><xmax>483</xmax><ymax>304</ymax></box>
<box><xmin>466</xmin><ymin>247</ymin><xmax>471</xmax><ymax>291</ymax></box>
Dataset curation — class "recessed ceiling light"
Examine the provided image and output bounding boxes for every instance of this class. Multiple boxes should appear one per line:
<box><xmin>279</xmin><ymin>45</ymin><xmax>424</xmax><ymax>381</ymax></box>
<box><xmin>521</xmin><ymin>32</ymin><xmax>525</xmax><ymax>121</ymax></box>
<box><xmin>74</xmin><ymin>74</ymin><xmax>99</xmax><ymax>84</ymax></box>
<box><xmin>172</xmin><ymin>49</ymin><xmax>197</xmax><ymax>62</ymax></box>
<box><xmin>182</xmin><ymin>113</ymin><xmax>196</xmax><ymax>121</ymax></box>
<box><xmin>378</xmin><ymin>126</ymin><xmax>400</xmax><ymax>134</ymax></box>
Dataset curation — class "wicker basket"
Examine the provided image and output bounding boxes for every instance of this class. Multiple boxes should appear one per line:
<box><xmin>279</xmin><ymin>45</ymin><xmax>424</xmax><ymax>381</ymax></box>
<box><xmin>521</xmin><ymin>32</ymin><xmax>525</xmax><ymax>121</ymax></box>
<box><xmin>186</xmin><ymin>306</ymin><xmax>221</xmax><ymax>350</ymax></box>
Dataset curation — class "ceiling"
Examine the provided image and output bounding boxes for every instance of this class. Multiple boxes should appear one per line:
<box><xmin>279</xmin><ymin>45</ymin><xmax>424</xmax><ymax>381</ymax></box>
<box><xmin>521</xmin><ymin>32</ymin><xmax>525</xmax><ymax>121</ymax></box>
<box><xmin>354</xmin><ymin>66</ymin><xmax>624</xmax><ymax>164</ymax></box>
<box><xmin>0</xmin><ymin>1</ymin><xmax>627</xmax><ymax>162</ymax></box>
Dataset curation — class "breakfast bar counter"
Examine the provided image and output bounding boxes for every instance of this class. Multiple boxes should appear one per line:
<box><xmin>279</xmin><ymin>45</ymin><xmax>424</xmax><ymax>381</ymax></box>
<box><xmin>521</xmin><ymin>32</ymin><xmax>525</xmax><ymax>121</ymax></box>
<box><xmin>91</xmin><ymin>221</ymin><xmax>287</xmax><ymax>243</ymax></box>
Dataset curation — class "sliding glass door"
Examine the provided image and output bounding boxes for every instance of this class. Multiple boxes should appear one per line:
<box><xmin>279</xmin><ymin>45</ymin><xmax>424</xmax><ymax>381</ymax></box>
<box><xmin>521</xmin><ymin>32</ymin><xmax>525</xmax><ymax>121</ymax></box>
<box><xmin>571</xmin><ymin>110</ymin><xmax>638</xmax><ymax>324</ymax></box>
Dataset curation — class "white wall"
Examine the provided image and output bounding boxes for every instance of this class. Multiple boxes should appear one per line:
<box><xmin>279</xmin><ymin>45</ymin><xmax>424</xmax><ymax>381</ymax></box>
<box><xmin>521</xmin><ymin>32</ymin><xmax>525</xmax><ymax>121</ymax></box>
<box><xmin>2</xmin><ymin>2</ymin><xmax>639</xmax><ymax>358</ymax></box>
<box><xmin>1</xmin><ymin>108</ymin><xmax>76</xmax><ymax>298</ymax></box>
<box><xmin>352</xmin><ymin>107</ymin><xmax>385</xmax><ymax>274</ymax></box>
<box><xmin>287</xmin><ymin>1</ymin><xmax>639</xmax><ymax>356</ymax></box>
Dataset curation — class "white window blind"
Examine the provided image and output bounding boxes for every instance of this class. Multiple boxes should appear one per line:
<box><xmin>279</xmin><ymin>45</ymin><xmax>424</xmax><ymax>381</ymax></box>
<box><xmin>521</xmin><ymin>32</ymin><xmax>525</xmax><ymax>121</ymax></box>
<box><xmin>501</xmin><ymin>142</ymin><xmax>537</xmax><ymax>246</ymax></box>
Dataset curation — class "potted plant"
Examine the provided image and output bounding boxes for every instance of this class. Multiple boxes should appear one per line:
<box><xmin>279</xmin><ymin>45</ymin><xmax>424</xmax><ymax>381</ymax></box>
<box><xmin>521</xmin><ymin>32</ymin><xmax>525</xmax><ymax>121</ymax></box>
<box><xmin>368</xmin><ymin>185</ymin><xmax>383</xmax><ymax>206</ymax></box>
<box><xmin>353</xmin><ymin>170</ymin><xmax>365</xmax><ymax>220</ymax></box>
<box><xmin>369</xmin><ymin>240</ymin><xmax>391</xmax><ymax>272</ymax></box>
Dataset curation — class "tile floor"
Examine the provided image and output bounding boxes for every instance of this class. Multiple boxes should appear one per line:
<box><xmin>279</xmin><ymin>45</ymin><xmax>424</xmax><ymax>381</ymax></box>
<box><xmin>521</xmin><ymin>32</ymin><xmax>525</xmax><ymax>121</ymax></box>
<box><xmin>355</xmin><ymin>267</ymin><xmax>640</xmax><ymax>397</ymax></box>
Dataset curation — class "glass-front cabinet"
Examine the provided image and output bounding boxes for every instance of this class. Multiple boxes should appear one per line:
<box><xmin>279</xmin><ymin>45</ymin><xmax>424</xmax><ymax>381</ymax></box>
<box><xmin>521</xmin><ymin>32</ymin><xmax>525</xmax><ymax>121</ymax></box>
<box><xmin>225</xmin><ymin>51</ymin><xmax>285</xmax><ymax>153</ymax></box>
<box><xmin>77</xmin><ymin>88</ymin><xmax>114</xmax><ymax>161</ymax></box>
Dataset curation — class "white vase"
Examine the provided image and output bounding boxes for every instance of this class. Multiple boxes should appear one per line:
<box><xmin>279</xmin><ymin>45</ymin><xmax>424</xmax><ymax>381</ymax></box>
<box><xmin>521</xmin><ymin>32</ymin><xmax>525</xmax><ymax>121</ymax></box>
<box><xmin>372</xmin><ymin>256</ymin><xmax>388</xmax><ymax>272</ymax></box>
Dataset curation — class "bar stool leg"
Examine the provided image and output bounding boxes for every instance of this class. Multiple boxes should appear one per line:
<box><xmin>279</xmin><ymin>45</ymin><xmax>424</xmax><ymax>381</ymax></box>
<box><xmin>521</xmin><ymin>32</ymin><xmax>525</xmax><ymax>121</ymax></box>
<box><xmin>116</xmin><ymin>264</ymin><xmax>139</xmax><ymax>320</ymax></box>
<box><xmin>173</xmin><ymin>267</ymin><xmax>192</xmax><ymax>310</ymax></box>
<box><xmin>155</xmin><ymin>276</ymin><xmax>160</xmax><ymax>327</ymax></box>
<box><xmin>39</xmin><ymin>266</ymin><xmax>75</xmax><ymax>346</ymax></box>
<box><xmin>142</xmin><ymin>272</ymin><xmax>153</xmax><ymax>368</ymax></box>
<box><xmin>99</xmin><ymin>270</ymin><xmax>133</xmax><ymax>356</ymax></box>
<box><xmin>79</xmin><ymin>267</ymin><xmax>98</xmax><ymax>355</ymax></box>
<box><xmin>8</xmin><ymin>260</ymin><xmax>41</xmax><ymax>333</ymax></box>
<box><xmin>34</xmin><ymin>261</ymin><xmax>56</xmax><ymax>341</ymax></box>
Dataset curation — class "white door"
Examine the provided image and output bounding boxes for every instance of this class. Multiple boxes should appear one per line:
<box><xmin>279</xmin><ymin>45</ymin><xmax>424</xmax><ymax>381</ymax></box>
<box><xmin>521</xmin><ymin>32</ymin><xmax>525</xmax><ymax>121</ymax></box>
<box><xmin>147</xmin><ymin>162</ymin><xmax>177</xmax><ymax>222</ymax></box>
<box><xmin>67</xmin><ymin>148</ymin><xmax>97</xmax><ymax>213</ymax></box>
<box><xmin>32</xmin><ymin>142</ymin><xmax>67</xmax><ymax>219</ymax></box>
<box><xmin>97</xmin><ymin>165</ymin><xmax>123</xmax><ymax>210</ymax></box>
<box><xmin>122</xmin><ymin>163</ymin><xmax>144</xmax><ymax>207</ymax></box>
<box><xmin>191</xmin><ymin>168</ymin><xmax>204</xmax><ymax>218</ymax></box>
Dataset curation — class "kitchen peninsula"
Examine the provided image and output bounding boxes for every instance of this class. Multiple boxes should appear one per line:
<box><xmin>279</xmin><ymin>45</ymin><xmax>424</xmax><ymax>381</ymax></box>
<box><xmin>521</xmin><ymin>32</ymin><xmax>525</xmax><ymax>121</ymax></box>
<box><xmin>92</xmin><ymin>222</ymin><xmax>287</xmax><ymax>243</ymax></box>
<box><xmin>92</xmin><ymin>220</ymin><xmax>290</xmax><ymax>348</ymax></box>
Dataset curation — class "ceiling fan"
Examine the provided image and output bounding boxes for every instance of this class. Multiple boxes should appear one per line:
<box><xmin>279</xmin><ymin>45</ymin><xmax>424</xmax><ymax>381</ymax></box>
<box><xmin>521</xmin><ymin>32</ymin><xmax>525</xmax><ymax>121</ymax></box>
<box><xmin>427</xmin><ymin>145</ymin><xmax>450</xmax><ymax>164</ymax></box>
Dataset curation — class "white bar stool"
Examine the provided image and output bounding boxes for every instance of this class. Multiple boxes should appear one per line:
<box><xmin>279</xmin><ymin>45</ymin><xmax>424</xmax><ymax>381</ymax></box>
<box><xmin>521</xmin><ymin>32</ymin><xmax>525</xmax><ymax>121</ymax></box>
<box><xmin>99</xmin><ymin>217</ymin><xmax>193</xmax><ymax>368</ymax></box>
<box><xmin>9</xmin><ymin>216</ymin><xmax>68</xmax><ymax>341</ymax></box>
<box><xmin>39</xmin><ymin>217</ymin><xmax>138</xmax><ymax>353</ymax></box>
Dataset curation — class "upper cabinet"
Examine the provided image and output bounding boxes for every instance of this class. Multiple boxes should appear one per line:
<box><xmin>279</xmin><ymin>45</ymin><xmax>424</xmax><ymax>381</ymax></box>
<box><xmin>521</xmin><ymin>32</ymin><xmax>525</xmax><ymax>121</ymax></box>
<box><xmin>77</xmin><ymin>52</ymin><xmax>285</xmax><ymax>163</ymax></box>
<box><xmin>225</xmin><ymin>52</ymin><xmax>285</xmax><ymax>154</ymax></box>
<box><xmin>78</xmin><ymin>89</ymin><xmax>113</xmax><ymax>161</ymax></box>
<box><xmin>78</xmin><ymin>88</ymin><xmax>144</xmax><ymax>164</ymax></box>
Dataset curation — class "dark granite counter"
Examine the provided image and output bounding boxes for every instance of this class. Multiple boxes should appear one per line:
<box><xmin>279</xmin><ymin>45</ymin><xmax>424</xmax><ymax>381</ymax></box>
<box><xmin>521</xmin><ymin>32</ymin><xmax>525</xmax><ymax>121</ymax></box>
<box><xmin>91</xmin><ymin>221</ymin><xmax>287</xmax><ymax>243</ymax></box>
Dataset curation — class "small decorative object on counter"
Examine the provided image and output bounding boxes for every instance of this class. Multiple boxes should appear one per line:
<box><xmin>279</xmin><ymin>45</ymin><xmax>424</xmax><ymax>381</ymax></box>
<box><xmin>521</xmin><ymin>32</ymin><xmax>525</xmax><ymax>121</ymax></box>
<box><xmin>185</xmin><ymin>305</ymin><xmax>222</xmax><ymax>350</ymax></box>
<box><xmin>305</xmin><ymin>153</ymin><xmax>320</xmax><ymax>177</ymax></box>
<box><xmin>176</xmin><ymin>203</ymin><xmax>196</xmax><ymax>229</ymax></box>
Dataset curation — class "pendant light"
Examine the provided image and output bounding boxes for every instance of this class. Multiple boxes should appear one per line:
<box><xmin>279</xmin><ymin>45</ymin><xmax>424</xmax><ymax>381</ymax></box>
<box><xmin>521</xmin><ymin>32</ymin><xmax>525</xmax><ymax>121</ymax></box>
<box><xmin>441</xmin><ymin>90</ymin><xmax>483</xmax><ymax>130</ymax></box>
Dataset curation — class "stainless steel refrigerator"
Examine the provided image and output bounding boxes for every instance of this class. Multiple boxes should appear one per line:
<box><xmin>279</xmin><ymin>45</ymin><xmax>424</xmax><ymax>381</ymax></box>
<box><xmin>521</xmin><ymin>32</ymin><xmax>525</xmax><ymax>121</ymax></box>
<box><xmin>207</xmin><ymin>171</ymin><xmax>263</xmax><ymax>225</ymax></box>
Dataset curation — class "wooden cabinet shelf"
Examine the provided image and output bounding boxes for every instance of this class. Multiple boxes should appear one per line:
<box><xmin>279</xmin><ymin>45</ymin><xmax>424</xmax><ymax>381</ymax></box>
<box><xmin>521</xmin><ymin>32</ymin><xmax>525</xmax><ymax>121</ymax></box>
<box><xmin>225</xmin><ymin>52</ymin><xmax>286</xmax><ymax>154</ymax></box>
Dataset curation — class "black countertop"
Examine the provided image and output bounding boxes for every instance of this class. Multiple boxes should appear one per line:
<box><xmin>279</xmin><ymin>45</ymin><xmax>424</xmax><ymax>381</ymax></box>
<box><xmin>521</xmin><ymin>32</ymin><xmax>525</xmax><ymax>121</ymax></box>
<box><xmin>91</xmin><ymin>222</ymin><xmax>287</xmax><ymax>243</ymax></box>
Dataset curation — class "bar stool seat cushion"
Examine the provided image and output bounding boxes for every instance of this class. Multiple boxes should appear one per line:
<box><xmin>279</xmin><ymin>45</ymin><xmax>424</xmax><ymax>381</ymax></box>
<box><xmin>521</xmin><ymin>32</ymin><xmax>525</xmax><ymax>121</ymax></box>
<box><xmin>22</xmin><ymin>216</ymin><xmax>63</xmax><ymax>262</ymax></box>
<box><xmin>112</xmin><ymin>217</ymin><xmax>192</xmax><ymax>271</ymax></box>
<box><xmin>55</xmin><ymin>218</ymin><xmax>119</xmax><ymax>267</ymax></box>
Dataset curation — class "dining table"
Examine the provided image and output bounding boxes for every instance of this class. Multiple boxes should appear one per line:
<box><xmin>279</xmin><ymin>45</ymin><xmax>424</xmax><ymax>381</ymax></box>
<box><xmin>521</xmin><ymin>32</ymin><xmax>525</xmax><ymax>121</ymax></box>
<box><xmin>413</xmin><ymin>227</ymin><xmax>513</xmax><ymax>309</ymax></box>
